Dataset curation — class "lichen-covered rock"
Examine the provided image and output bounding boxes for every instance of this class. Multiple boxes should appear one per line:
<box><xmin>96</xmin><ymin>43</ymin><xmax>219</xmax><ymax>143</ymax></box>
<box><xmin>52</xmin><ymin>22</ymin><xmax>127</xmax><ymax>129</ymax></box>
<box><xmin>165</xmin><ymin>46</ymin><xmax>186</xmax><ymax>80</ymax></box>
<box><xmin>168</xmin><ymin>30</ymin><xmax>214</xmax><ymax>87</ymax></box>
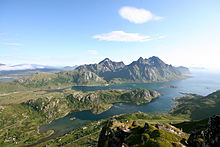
<box><xmin>188</xmin><ymin>115</ymin><xmax>220</xmax><ymax>147</ymax></box>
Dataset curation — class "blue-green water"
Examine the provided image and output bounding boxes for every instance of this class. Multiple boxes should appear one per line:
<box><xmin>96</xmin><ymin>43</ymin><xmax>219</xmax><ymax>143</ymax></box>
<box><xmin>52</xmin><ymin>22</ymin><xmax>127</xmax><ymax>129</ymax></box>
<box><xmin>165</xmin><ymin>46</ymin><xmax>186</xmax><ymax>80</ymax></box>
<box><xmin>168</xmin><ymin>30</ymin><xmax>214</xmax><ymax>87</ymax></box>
<box><xmin>40</xmin><ymin>71</ymin><xmax>220</xmax><ymax>137</ymax></box>
<box><xmin>0</xmin><ymin>78</ymin><xmax>15</xmax><ymax>81</ymax></box>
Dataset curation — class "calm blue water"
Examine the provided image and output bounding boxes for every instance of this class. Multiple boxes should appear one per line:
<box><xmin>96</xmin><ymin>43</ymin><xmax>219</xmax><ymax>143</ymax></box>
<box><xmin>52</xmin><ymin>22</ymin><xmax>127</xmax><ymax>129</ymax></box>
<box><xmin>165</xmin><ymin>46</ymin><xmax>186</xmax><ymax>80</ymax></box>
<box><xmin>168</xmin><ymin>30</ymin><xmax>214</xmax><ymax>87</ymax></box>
<box><xmin>0</xmin><ymin>78</ymin><xmax>15</xmax><ymax>81</ymax></box>
<box><xmin>40</xmin><ymin>71</ymin><xmax>220</xmax><ymax>136</ymax></box>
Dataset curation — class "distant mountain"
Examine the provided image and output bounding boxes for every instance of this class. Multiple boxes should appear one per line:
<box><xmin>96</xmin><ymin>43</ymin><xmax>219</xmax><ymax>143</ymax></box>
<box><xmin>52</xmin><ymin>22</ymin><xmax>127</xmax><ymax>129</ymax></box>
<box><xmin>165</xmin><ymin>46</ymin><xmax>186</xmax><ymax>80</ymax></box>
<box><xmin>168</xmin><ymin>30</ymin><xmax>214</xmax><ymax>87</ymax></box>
<box><xmin>77</xmin><ymin>56</ymin><xmax>189</xmax><ymax>82</ymax></box>
<box><xmin>76</xmin><ymin>58</ymin><xmax>125</xmax><ymax>75</ymax></box>
<box><xmin>12</xmin><ymin>56</ymin><xmax>190</xmax><ymax>88</ymax></box>
<box><xmin>63</xmin><ymin>65</ymin><xmax>78</xmax><ymax>70</ymax></box>
<box><xmin>176</xmin><ymin>66</ymin><xmax>191</xmax><ymax>75</ymax></box>
<box><xmin>0</xmin><ymin>63</ymin><xmax>5</xmax><ymax>66</ymax></box>
<box><xmin>16</xmin><ymin>69</ymin><xmax>107</xmax><ymax>88</ymax></box>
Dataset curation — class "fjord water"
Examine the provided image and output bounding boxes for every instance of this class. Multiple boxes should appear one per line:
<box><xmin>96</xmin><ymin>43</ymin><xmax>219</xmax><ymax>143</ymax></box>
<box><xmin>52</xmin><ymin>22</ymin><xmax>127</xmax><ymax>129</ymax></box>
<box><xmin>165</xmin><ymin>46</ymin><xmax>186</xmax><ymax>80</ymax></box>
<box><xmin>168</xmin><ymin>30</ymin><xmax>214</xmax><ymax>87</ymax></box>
<box><xmin>0</xmin><ymin>78</ymin><xmax>15</xmax><ymax>81</ymax></box>
<box><xmin>40</xmin><ymin>70</ymin><xmax>220</xmax><ymax>137</ymax></box>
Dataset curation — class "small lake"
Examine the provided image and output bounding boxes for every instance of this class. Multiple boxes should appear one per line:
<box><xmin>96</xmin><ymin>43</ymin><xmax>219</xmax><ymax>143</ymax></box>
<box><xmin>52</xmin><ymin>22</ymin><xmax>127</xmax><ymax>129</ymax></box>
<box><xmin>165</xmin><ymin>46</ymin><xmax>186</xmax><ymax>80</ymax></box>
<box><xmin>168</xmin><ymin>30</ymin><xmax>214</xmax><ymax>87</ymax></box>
<box><xmin>40</xmin><ymin>71</ymin><xmax>220</xmax><ymax>137</ymax></box>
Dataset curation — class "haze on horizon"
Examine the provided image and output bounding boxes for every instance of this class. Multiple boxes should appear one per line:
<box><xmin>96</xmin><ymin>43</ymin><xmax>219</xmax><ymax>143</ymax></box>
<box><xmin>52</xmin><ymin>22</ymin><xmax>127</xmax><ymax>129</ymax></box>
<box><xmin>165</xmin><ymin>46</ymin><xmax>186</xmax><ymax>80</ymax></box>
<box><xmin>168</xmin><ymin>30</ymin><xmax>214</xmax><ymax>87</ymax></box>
<box><xmin>0</xmin><ymin>0</ymin><xmax>220</xmax><ymax>70</ymax></box>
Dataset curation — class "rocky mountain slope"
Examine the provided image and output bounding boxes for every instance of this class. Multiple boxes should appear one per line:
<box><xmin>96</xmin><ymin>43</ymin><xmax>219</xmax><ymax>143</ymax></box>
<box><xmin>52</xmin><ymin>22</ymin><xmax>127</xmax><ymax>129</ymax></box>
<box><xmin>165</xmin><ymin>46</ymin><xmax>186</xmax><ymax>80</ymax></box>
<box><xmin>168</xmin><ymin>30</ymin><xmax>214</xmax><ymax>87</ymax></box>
<box><xmin>16</xmin><ymin>69</ymin><xmax>107</xmax><ymax>88</ymax></box>
<box><xmin>176</xmin><ymin>66</ymin><xmax>191</xmax><ymax>75</ymax></box>
<box><xmin>98</xmin><ymin>118</ymin><xmax>189</xmax><ymax>147</ymax></box>
<box><xmin>76</xmin><ymin>58</ymin><xmax>125</xmax><ymax>75</ymax></box>
<box><xmin>98</xmin><ymin>115</ymin><xmax>220</xmax><ymax>147</ymax></box>
<box><xmin>77</xmin><ymin>56</ymin><xmax>189</xmax><ymax>82</ymax></box>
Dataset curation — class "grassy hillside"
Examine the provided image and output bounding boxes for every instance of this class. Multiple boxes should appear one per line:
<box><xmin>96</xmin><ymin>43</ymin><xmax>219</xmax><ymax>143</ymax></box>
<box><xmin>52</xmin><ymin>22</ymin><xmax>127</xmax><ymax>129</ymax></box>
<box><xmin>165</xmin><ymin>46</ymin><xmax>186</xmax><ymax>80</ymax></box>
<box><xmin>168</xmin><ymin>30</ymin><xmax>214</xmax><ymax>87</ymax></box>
<box><xmin>16</xmin><ymin>70</ymin><xmax>107</xmax><ymax>88</ymax></box>
<box><xmin>0</xmin><ymin>69</ymin><xmax>107</xmax><ymax>94</ymax></box>
<box><xmin>171</xmin><ymin>90</ymin><xmax>220</xmax><ymax>120</ymax></box>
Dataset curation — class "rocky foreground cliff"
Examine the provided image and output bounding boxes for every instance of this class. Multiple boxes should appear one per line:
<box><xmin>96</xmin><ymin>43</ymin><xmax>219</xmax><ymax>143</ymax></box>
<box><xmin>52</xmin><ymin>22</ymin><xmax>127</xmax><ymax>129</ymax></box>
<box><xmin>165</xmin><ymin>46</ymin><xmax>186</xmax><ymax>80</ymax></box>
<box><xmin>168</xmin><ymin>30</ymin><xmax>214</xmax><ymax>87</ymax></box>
<box><xmin>98</xmin><ymin>115</ymin><xmax>220</xmax><ymax>147</ymax></box>
<box><xmin>188</xmin><ymin>115</ymin><xmax>220</xmax><ymax>147</ymax></box>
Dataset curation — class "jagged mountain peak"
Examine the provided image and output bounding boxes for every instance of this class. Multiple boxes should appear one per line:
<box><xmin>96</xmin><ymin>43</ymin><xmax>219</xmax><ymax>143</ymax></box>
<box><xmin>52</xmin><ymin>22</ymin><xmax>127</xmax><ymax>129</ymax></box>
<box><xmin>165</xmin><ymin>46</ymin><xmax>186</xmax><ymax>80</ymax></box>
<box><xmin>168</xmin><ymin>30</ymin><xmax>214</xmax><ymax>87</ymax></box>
<box><xmin>133</xmin><ymin>56</ymin><xmax>165</xmax><ymax>65</ymax></box>
<box><xmin>148</xmin><ymin>56</ymin><xmax>166</xmax><ymax>66</ymax></box>
<box><xmin>137</xmin><ymin>57</ymin><xmax>145</xmax><ymax>64</ymax></box>
<box><xmin>137</xmin><ymin>57</ymin><xmax>144</xmax><ymax>61</ymax></box>
<box><xmin>149</xmin><ymin>56</ymin><xmax>163</xmax><ymax>62</ymax></box>
<box><xmin>76</xmin><ymin>58</ymin><xmax>125</xmax><ymax>75</ymax></box>
<box><xmin>99</xmin><ymin>58</ymin><xmax>112</xmax><ymax>64</ymax></box>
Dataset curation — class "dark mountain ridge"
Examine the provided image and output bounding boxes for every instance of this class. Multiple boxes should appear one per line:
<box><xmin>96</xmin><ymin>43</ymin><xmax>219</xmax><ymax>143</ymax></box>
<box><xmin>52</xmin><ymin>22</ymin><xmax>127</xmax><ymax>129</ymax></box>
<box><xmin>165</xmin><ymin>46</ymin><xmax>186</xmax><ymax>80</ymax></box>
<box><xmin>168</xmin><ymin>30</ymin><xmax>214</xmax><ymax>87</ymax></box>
<box><xmin>76</xmin><ymin>58</ymin><xmax>125</xmax><ymax>75</ymax></box>
<box><xmin>77</xmin><ymin>56</ymin><xmax>189</xmax><ymax>82</ymax></box>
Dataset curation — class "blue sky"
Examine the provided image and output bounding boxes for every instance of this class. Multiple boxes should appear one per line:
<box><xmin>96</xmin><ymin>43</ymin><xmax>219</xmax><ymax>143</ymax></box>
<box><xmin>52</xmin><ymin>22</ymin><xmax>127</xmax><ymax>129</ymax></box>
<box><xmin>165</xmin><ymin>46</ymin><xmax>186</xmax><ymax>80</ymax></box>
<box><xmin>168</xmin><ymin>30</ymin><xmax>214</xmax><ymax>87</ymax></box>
<box><xmin>0</xmin><ymin>0</ymin><xmax>220</xmax><ymax>69</ymax></box>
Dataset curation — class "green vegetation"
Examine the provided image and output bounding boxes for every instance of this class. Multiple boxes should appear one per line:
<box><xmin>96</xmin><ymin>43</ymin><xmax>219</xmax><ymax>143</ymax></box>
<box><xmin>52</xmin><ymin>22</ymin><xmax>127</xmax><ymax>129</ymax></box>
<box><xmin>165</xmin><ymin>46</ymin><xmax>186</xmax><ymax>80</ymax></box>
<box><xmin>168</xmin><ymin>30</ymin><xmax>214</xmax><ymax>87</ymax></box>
<box><xmin>0</xmin><ymin>81</ymin><xmax>26</xmax><ymax>94</ymax></box>
<box><xmin>173</xmin><ymin>118</ymin><xmax>209</xmax><ymax>133</ymax></box>
<box><xmin>1</xmin><ymin>61</ymin><xmax>219</xmax><ymax>146</ymax></box>
<box><xmin>171</xmin><ymin>91</ymin><xmax>220</xmax><ymax>120</ymax></box>
<box><xmin>0</xmin><ymin>104</ymin><xmax>52</xmax><ymax>146</ymax></box>
<box><xmin>16</xmin><ymin>70</ymin><xmax>107</xmax><ymax>89</ymax></box>
<box><xmin>1</xmin><ymin>83</ymin><xmax>219</xmax><ymax>146</ymax></box>
<box><xmin>0</xmin><ymin>69</ymin><xmax>107</xmax><ymax>94</ymax></box>
<box><xmin>98</xmin><ymin>113</ymin><xmax>189</xmax><ymax>147</ymax></box>
<box><xmin>33</xmin><ymin>112</ymin><xmax>190</xmax><ymax>147</ymax></box>
<box><xmin>0</xmin><ymin>88</ymin><xmax>161</xmax><ymax>146</ymax></box>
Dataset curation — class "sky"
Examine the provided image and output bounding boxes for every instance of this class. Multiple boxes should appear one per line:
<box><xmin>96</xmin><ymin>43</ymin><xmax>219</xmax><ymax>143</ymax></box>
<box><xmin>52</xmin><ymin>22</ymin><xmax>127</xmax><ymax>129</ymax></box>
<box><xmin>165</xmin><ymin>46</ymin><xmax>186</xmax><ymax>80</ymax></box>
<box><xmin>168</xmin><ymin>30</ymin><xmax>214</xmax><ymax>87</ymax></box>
<box><xmin>0</xmin><ymin>0</ymin><xmax>220</xmax><ymax>69</ymax></box>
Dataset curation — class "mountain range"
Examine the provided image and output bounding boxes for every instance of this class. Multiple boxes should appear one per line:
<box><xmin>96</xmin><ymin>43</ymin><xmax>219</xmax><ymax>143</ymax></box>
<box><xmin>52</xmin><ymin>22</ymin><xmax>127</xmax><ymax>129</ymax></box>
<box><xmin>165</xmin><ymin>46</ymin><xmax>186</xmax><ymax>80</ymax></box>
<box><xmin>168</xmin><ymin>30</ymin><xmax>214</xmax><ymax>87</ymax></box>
<box><xmin>76</xmin><ymin>56</ymin><xmax>190</xmax><ymax>83</ymax></box>
<box><xmin>4</xmin><ymin>56</ymin><xmax>190</xmax><ymax>88</ymax></box>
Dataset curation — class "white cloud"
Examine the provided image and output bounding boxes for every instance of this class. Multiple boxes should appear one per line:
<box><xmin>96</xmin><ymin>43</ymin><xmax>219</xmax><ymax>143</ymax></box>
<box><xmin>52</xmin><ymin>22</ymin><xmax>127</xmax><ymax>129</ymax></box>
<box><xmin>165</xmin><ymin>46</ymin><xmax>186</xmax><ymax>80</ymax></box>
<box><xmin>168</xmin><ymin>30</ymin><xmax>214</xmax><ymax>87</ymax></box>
<box><xmin>119</xmin><ymin>6</ymin><xmax>163</xmax><ymax>24</ymax></box>
<box><xmin>93</xmin><ymin>31</ymin><xmax>152</xmax><ymax>42</ymax></box>
<box><xmin>0</xmin><ymin>64</ymin><xmax>45</xmax><ymax>71</ymax></box>
<box><xmin>157</xmin><ymin>35</ymin><xmax>166</xmax><ymax>39</ymax></box>
<box><xmin>1</xmin><ymin>43</ymin><xmax>23</xmax><ymax>46</ymax></box>
<box><xmin>87</xmin><ymin>50</ymin><xmax>98</xmax><ymax>55</ymax></box>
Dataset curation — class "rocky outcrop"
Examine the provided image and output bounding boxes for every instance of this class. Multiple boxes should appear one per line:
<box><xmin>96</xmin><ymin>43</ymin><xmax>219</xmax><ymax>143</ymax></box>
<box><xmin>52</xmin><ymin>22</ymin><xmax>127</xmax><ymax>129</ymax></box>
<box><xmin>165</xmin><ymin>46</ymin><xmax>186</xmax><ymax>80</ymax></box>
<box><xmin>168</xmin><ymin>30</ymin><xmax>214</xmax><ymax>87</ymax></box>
<box><xmin>98</xmin><ymin>118</ymin><xmax>188</xmax><ymax>147</ymax></box>
<box><xmin>59</xmin><ymin>69</ymin><xmax>107</xmax><ymax>85</ymax></box>
<box><xmin>120</xmin><ymin>88</ymin><xmax>161</xmax><ymax>104</ymax></box>
<box><xmin>188</xmin><ymin>115</ymin><xmax>220</xmax><ymax>147</ymax></box>
<box><xmin>23</xmin><ymin>88</ymin><xmax>161</xmax><ymax>119</ymax></box>
<box><xmin>16</xmin><ymin>69</ymin><xmax>107</xmax><ymax>88</ymax></box>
